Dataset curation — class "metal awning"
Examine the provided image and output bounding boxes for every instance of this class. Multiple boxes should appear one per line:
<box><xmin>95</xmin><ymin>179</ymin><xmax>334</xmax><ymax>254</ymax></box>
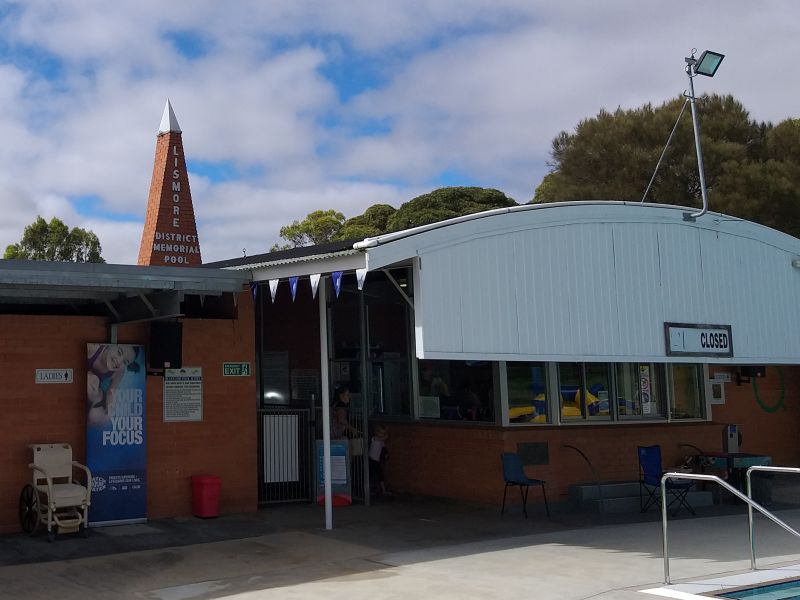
<box><xmin>0</xmin><ymin>259</ymin><xmax>251</xmax><ymax>322</ymax></box>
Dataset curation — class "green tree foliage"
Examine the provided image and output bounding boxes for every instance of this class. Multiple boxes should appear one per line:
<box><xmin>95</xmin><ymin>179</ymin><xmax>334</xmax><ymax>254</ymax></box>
<box><xmin>273</xmin><ymin>209</ymin><xmax>346</xmax><ymax>250</ymax></box>
<box><xmin>385</xmin><ymin>187</ymin><xmax>516</xmax><ymax>232</ymax></box>
<box><xmin>3</xmin><ymin>216</ymin><xmax>105</xmax><ymax>262</ymax></box>
<box><xmin>273</xmin><ymin>187</ymin><xmax>518</xmax><ymax>250</ymax></box>
<box><xmin>533</xmin><ymin>95</ymin><xmax>800</xmax><ymax>237</ymax></box>
<box><xmin>337</xmin><ymin>204</ymin><xmax>397</xmax><ymax>240</ymax></box>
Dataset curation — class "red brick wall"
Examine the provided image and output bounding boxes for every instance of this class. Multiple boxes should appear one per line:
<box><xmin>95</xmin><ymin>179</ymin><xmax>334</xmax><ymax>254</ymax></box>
<box><xmin>147</xmin><ymin>309</ymin><xmax>256</xmax><ymax>519</ymax></box>
<box><xmin>0</xmin><ymin>294</ymin><xmax>256</xmax><ymax>533</ymax></box>
<box><xmin>709</xmin><ymin>366</ymin><xmax>800</xmax><ymax>466</ymax></box>
<box><xmin>381</xmin><ymin>366</ymin><xmax>800</xmax><ymax>506</ymax></box>
<box><xmin>137</xmin><ymin>131</ymin><xmax>202</xmax><ymax>266</ymax></box>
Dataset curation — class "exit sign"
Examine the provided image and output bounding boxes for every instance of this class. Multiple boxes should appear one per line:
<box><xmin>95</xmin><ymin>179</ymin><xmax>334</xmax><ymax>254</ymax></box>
<box><xmin>223</xmin><ymin>362</ymin><xmax>251</xmax><ymax>377</ymax></box>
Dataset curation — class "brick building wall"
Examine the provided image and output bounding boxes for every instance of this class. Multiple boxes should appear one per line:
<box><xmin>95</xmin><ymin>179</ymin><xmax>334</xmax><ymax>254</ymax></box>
<box><xmin>381</xmin><ymin>366</ymin><xmax>800</xmax><ymax>507</ymax></box>
<box><xmin>0</xmin><ymin>293</ymin><xmax>256</xmax><ymax>534</ymax></box>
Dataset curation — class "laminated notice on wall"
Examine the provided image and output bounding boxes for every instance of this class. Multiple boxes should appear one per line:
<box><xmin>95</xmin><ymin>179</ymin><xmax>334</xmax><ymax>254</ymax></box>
<box><xmin>639</xmin><ymin>365</ymin><xmax>652</xmax><ymax>414</ymax></box>
<box><xmin>164</xmin><ymin>367</ymin><xmax>203</xmax><ymax>422</ymax></box>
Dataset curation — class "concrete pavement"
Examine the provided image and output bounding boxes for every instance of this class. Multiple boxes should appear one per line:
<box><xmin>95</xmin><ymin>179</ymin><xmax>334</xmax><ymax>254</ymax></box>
<box><xmin>1</xmin><ymin>495</ymin><xmax>800</xmax><ymax>600</ymax></box>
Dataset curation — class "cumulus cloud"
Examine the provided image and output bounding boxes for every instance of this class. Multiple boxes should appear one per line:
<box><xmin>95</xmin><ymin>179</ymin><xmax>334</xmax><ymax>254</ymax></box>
<box><xmin>0</xmin><ymin>1</ymin><xmax>798</xmax><ymax>263</ymax></box>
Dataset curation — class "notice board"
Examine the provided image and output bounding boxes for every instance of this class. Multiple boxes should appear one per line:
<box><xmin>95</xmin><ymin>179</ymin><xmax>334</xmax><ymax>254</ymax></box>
<box><xmin>164</xmin><ymin>367</ymin><xmax>203</xmax><ymax>422</ymax></box>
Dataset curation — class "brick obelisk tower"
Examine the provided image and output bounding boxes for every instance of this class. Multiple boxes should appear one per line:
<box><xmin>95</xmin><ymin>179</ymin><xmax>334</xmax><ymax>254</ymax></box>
<box><xmin>138</xmin><ymin>100</ymin><xmax>202</xmax><ymax>266</ymax></box>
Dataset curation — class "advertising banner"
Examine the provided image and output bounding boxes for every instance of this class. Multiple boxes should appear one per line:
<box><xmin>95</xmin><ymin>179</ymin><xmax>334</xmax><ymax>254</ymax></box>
<box><xmin>316</xmin><ymin>440</ymin><xmax>352</xmax><ymax>506</ymax></box>
<box><xmin>86</xmin><ymin>343</ymin><xmax>147</xmax><ymax>525</ymax></box>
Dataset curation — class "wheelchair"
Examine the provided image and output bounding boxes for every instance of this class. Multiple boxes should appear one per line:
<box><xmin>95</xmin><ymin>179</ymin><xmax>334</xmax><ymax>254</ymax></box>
<box><xmin>18</xmin><ymin>443</ymin><xmax>92</xmax><ymax>542</ymax></box>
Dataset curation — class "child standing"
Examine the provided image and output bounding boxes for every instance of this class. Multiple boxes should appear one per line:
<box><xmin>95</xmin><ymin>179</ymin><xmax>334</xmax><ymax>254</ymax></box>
<box><xmin>368</xmin><ymin>425</ymin><xmax>389</xmax><ymax>496</ymax></box>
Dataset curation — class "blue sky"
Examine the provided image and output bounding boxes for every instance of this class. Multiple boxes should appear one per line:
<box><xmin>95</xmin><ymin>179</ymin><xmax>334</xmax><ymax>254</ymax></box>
<box><xmin>0</xmin><ymin>1</ymin><xmax>798</xmax><ymax>263</ymax></box>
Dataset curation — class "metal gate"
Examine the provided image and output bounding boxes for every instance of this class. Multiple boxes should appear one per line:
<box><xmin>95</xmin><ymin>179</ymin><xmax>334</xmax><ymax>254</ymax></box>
<box><xmin>258</xmin><ymin>408</ymin><xmax>313</xmax><ymax>503</ymax></box>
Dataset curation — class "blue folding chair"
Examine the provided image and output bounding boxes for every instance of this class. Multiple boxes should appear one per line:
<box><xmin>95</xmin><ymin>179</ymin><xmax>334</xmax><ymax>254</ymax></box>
<box><xmin>638</xmin><ymin>445</ymin><xmax>695</xmax><ymax>516</ymax></box>
<box><xmin>501</xmin><ymin>452</ymin><xmax>549</xmax><ymax>518</ymax></box>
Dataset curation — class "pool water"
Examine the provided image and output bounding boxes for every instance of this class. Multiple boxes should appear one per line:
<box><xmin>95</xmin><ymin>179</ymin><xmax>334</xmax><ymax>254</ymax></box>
<box><xmin>721</xmin><ymin>578</ymin><xmax>800</xmax><ymax>599</ymax></box>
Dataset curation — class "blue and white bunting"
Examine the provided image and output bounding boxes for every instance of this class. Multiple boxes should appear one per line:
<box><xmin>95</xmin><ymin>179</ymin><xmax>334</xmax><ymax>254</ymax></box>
<box><xmin>331</xmin><ymin>271</ymin><xmax>343</xmax><ymax>298</ymax></box>
<box><xmin>356</xmin><ymin>268</ymin><xmax>367</xmax><ymax>291</ymax></box>
<box><xmin>249</xmin><ymin>281</ymin><xmax>258</xmax><ymax>301</ymax></box>
<box><xmin>268</xmin><ymin>279</ymin><xmax>279</xmax><ymax>303</ymax></box>
<box><xmin>289</xmin><ymin>276</ymin><xmax>299</xmax><ymax>301</ymax></box>
<box><xmin>310</xmin><ymin>274</ymin><xmax>321</xmax><ymax>299</ymax></box>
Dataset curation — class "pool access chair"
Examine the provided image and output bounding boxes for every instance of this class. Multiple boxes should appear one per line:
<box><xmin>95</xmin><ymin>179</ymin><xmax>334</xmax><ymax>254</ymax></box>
<box><xmin>501</xmin><ymin>452</ymin><xmax>549</xmax><ymax>518</ymax></box>
<box><xmin>19</xmin><ymin>443</ymin><xmax>92</xmax><ymax>541</ymax></box>
<box><xmin>638</xmin><ymin>445</ymin><xmax>695</xmax><ymax>517</ymax></box>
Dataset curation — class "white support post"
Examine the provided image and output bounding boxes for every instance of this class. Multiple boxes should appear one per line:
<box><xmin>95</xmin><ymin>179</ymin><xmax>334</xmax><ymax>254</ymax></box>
<box><xmin>318</xmin><ymin>277</ymin><xmax>333</xmax><ymax>530</ymax></box>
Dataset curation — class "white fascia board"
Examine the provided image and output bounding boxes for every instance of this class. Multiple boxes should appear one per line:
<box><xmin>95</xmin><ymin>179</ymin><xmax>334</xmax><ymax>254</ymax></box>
<box><xmin>416</xmin><ymin>349</ymin><xmax>800</xmax><ymax>365</ymax></box>
<box><xmin>250</xmin><ymin>252</ymin><xmax>366</xmax><ymax>281</ymax></box>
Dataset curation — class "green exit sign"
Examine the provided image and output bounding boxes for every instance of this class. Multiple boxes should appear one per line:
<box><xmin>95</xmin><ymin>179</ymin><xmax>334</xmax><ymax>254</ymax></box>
<box><xmin>223</xmin><ymin>362</ymin><xmax>251</xmax><ymax>377</ymax></box>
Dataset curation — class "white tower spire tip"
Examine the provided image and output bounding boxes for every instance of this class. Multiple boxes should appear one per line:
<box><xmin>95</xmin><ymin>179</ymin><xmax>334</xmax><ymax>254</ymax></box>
<box><xmin>158</xmin><ymin>99</ymin><xmax>182</xmax><ymax>134</ymax></box>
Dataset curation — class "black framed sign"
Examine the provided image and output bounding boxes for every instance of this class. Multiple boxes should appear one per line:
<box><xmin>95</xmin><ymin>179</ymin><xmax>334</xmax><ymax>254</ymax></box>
<box><xmin>664</xmin><ymin>322</ymin><xmax>733</xmax><ymax>358</ymax></box>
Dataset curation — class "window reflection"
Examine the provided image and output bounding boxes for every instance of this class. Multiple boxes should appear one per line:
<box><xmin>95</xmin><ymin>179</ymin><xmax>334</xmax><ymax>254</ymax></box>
<box><xmin>418</xmin><ymin>360</ymin><xmax>494</xmax><ymax>422</ymax></box>
<box><xmin>615</xmin><ymin>363</ymin><xmax>664</xmax><ymax>418</ymax></box>
<box><xmin>670</xmin><ymin>364</ymin><xmax>705</xmax><ymax>419</ymax></box>
<box><xmin>507</xmin><ymin>362</ymin><xmax>548</xmax><ymax>423</ymax></box>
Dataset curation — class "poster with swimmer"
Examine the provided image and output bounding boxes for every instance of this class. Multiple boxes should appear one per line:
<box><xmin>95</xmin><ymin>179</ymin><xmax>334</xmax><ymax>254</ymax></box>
<box><xmin>86</xmin><ymin>343</ymin><xmax>146</xmax><ymax>525</ymax></box>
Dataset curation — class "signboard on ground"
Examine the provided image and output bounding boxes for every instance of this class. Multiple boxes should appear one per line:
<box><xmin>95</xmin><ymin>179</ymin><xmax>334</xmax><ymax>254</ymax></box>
<box><xmin>316</xmin><ymin>440</ymin><xmax>352</xmax><ymax>506</ymax></box>
<box><xmin>86</xmin><ymin>343</ymin><xmax>147</xmax><ymax>526</ymax></box>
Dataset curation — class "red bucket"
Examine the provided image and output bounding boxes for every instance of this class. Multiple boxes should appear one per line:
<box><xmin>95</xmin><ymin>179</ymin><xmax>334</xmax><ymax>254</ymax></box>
<box><xmin>191</xmin><ymin>475</ymin><xmax>221</xmax><ymax>518</ymax></box>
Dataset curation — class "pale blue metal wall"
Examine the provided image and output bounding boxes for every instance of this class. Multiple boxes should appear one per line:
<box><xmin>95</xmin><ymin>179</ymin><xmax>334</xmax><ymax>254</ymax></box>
<box><xmin>365</xmin><ymin>202</ymin><xmax>800</xmax><ymax>364</ymax></box>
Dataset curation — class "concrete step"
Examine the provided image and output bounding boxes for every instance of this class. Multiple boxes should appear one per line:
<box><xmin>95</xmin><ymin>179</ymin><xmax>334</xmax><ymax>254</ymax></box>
<box><xmin>570</xmin><ymin>481</ymin><xmax>640</xmax><ymax>502</ymax></box>
<box><xmin>581</xmin><ymin>490</ymin><xmax>714</xmax><ymax>513</ymax></box>
<box><xmin>569</xmin><ymin>480</ymin><xmax>715</xmax><ymax>513</ymax></box>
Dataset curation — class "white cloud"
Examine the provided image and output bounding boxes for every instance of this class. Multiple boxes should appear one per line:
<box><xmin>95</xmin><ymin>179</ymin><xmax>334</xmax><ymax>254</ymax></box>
<box><xmin>0</xmin><ymin>1</ymin><xmax>798</xmax><ymax>264</ymax></box>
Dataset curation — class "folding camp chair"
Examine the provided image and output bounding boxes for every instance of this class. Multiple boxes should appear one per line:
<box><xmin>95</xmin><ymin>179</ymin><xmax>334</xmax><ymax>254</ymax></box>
<box><xmin>638</xmin><ymin>445</ymin><xmax>695</xmax><ymax>517</ymax></box>
<box><xmin>19</xmin><ymin>443</ymin><xmax>92</xmax><ymax>541</ymax></box>
<box><xmin>501</xmin><ymin>452</ymin><xmax>549</xmax><ymax>518</ymax></box>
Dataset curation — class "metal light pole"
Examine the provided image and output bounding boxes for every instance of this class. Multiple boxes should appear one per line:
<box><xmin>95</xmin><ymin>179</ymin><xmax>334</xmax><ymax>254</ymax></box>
<box><xmin>683</xmin><ymin>49</ymin><xmax>725</xmax><ymax>221</ymax></box>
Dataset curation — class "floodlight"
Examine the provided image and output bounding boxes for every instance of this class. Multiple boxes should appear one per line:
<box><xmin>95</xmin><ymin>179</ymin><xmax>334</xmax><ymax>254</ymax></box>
<box><xmin>694</xmin><ymin>50</ymin><xmax>725</xmax><ymax>77</ymax></box>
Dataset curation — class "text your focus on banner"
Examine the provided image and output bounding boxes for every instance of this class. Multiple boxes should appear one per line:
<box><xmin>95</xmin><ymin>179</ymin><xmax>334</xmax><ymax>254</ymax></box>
<box><xmin>86</xmin><ymin>343</ymin><xmax>146</xmax><ymax>525</ymax></box>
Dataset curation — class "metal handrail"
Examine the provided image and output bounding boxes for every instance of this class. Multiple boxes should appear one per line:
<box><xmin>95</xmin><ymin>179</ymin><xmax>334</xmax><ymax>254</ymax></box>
<box><xmin>660</xmin><ymin>472</ymin><xmax>800</xmax><ymax>584</ymax></box>
<box><xmin>746</xmin><ymin>466</ymin><xmax>800</xmax><ymax>570</ymax></box>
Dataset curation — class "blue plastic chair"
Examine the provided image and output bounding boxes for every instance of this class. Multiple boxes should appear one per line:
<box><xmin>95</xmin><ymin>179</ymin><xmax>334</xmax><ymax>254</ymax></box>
<box><xmin>501</xmin><ymin>452</ymin><xmax>549</xmax><ymax>518</ymax></box>
<box><xmin>638</xmin><ymin>445</ymin><xmax>695</xmax><ymax>516</ymax></box>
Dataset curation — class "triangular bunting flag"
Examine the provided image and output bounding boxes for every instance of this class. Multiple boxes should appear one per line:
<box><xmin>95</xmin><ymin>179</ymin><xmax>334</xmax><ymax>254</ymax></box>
<box><xmin>289</xmin><ymin>276</ymin><xmax>299</xmax><ymax>302</ymax></box>
<box><xmin>331</xmin><ymin>271</ymin><xmax>343</xmax><ymax>298</ymax></box>
<box><xmin>310</xmin><ymin>274</ymin><xmax>321</xmax><ymax>299</ymax></box>
<box><xmin>269</xmin><ymin>279</ymin><xmax>279</xmax><ymax>303</ymax></box>
<box><xmin>356</xmin><ymin>268</ymin><xmax>367</xmax><ymax>291</ymax></box>
<box><xmin>250</xmin><ymin>281</ymin><xmax>258</xmax><ymax>301</ymax></box>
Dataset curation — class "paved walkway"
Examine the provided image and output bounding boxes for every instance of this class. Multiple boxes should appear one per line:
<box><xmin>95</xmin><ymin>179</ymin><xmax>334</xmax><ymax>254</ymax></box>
<box><xmin>1</xmin><ymin>496</ymin><xmax>800</xmax><ymax>600</ymax></box>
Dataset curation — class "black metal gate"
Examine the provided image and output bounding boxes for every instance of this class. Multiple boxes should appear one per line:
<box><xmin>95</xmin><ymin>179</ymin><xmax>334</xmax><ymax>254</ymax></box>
<box><xmin>258</xmin><ymin>407</ymin><xmax>313</xmax><ymax>503</ymax></box>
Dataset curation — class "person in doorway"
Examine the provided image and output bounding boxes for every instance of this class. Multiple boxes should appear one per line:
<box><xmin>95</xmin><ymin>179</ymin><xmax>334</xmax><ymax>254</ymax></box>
<box><xmin>87</xmin><ymin>344</ymin><xmax>140</xmax><ymax>424</ymax></box>
<box><xmin>458</xmin><ymin>378</ymin><xmax>483</xmax><ymax>421</ymax></box>
<box><xmin>419</xmin><ymin>361</ymin><xmax>449</xmax><ymax>398</ymax></box>
<box><xmin>369</xmin><ymin>424</ymin><xmax>389</xmax><ymax>496</ymax></box>
<box><xmin>330</xmin><ymin>384</ymin><xmax>361</xmax><ymax>439</ymax></box>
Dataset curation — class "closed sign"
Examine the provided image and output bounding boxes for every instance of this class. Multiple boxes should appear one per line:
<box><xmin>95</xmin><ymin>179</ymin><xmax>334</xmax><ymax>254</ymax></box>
<box><xmin>665</xmin><ymin>323</ymin><xmax>733</xmax><ymax>357</ymax></box>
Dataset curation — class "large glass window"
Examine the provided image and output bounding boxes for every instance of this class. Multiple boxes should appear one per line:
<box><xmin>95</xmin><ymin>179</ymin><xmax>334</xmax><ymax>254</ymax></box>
<box><xmin>669</xmin><ymin>364</ymin><xmax>705</xmax><ymax>419</ymax></box>
<box><xmin>507</xmin><ymin>362</ymin><xmax>548</xmax><ymax>424</ymax></box>
<box><xmin>417</xmin><ymin>360</ymin><xmax>495</xmax><ymax>422</ymax></box>
<box><xmin>558</xmin><ymin>363</ymin><xmax>611</xmax><ymax>421</ymax></box>
<box><xmin>615</xmin><ymin>363</ymin><xmax>666</xmax><ymax>418</ymax></box>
